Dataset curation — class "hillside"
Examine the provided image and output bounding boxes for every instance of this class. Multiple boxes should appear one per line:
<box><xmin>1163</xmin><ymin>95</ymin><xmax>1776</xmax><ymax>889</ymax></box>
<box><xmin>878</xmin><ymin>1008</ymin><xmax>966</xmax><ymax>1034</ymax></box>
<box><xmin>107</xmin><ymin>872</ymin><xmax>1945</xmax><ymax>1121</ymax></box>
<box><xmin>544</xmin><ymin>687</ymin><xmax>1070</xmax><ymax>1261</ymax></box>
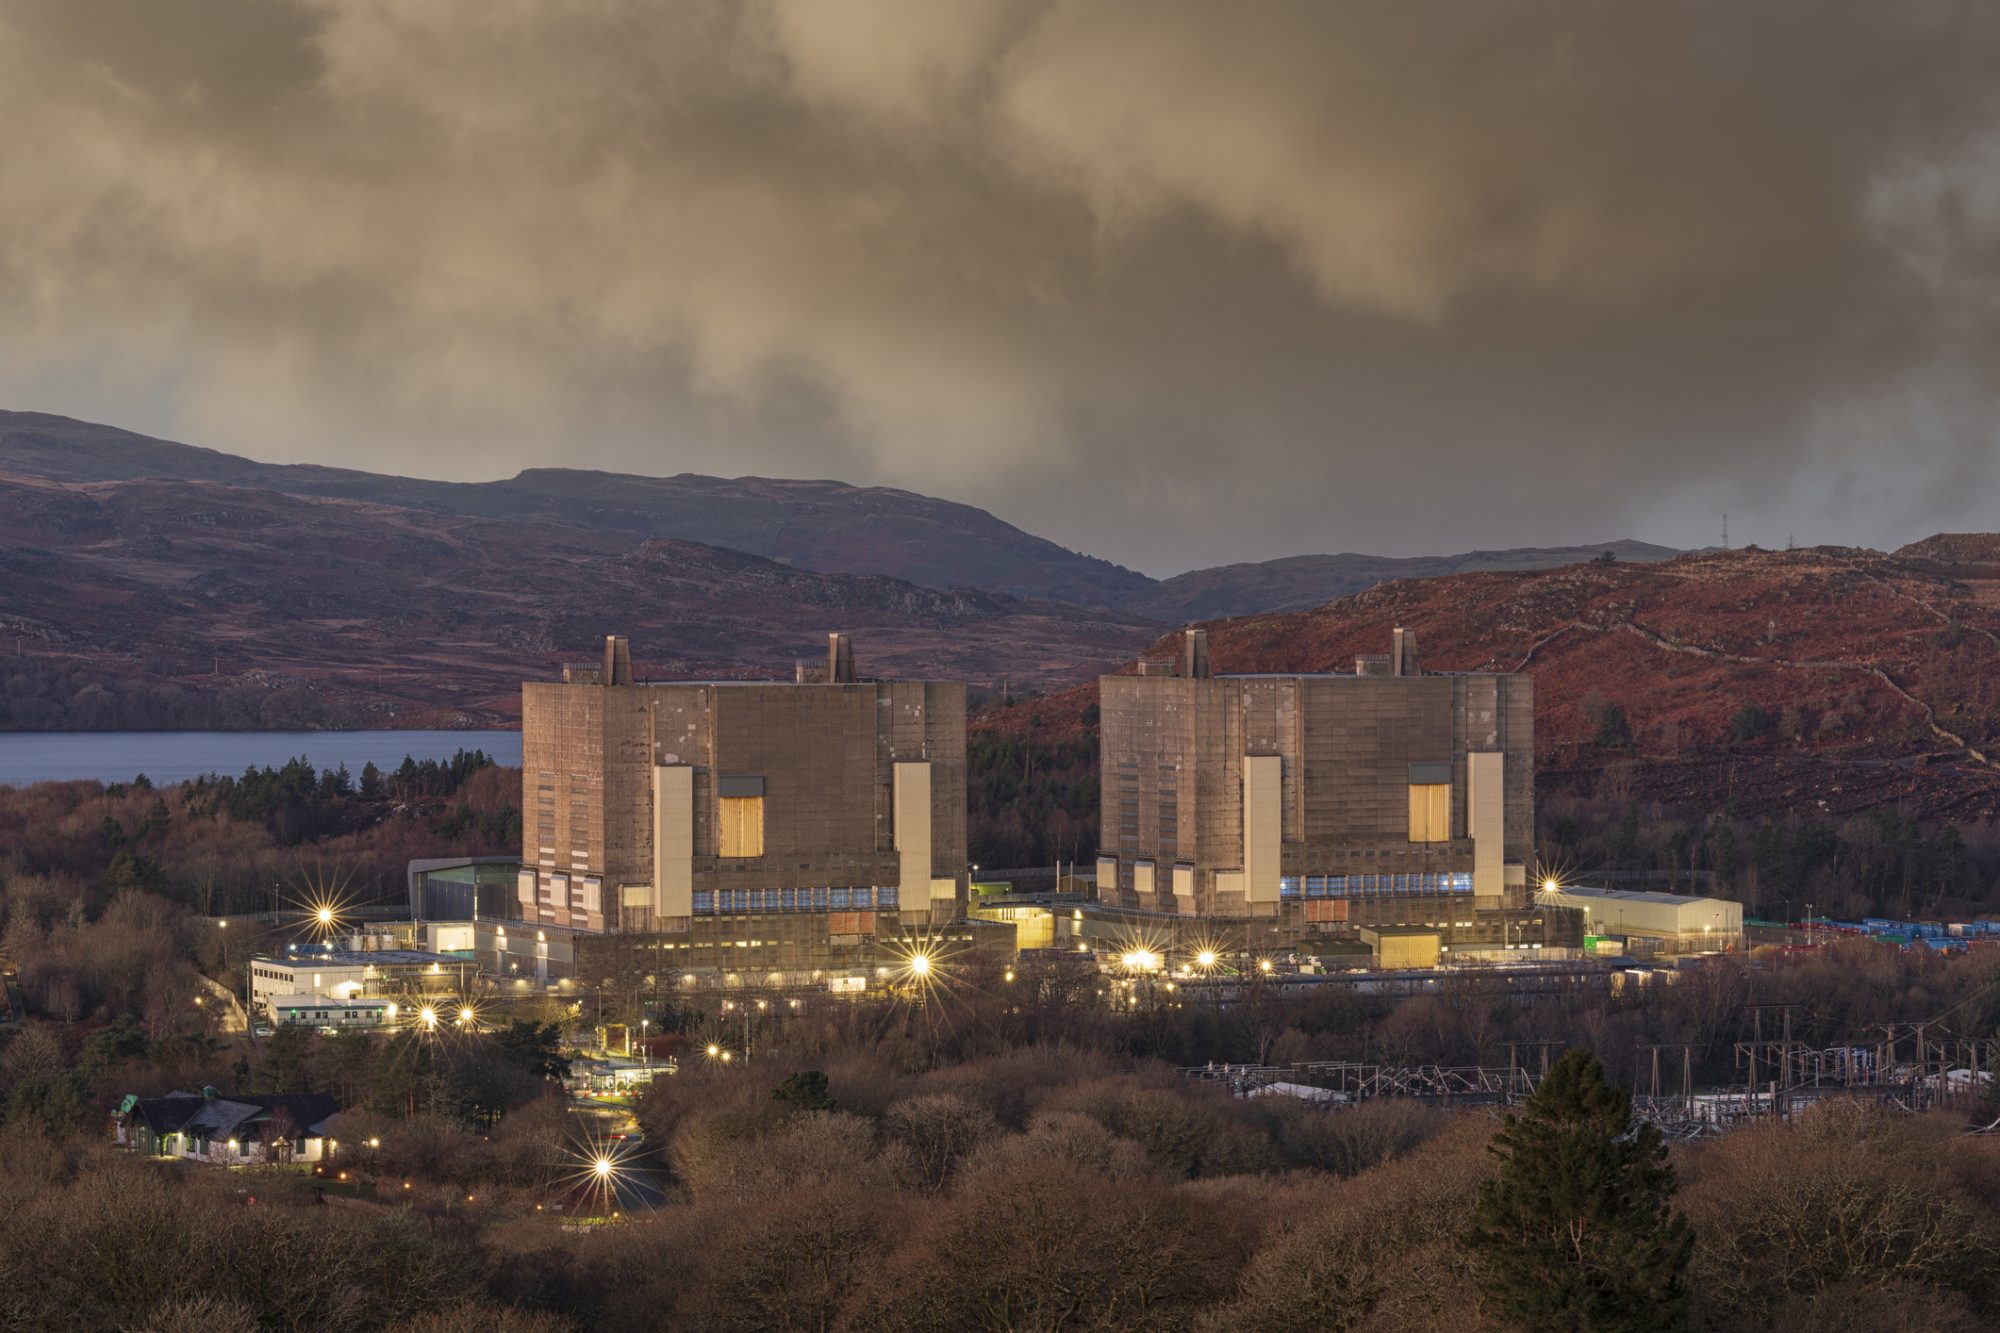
<box><xmin>0</xmin><ymin>471</ymin><xmax>1158</xmax><ymax>728</ymax></box>
<box><xmin>1129</xmin><ymin>539</ymin><xmax>1681</xmax><ymax>621</ymax></box>
<box><xmin>0</xmin><ymin>411</ymin><xmax>1153</xmax><ymax>606</ymax></box>
<box><xmin>974</xmin><ymin>543</ymin><xmax>2000</xmax><ymax>854</ymax></box>
<box><xmin>1</xmin><ymin>412</ymin><xmax>1678</xmax><ymax>618</ymax></box>
<box><xmin>1187</xmin><ymin>543</ymin><xmax>2000</xmax><ymax>820</ymax></box>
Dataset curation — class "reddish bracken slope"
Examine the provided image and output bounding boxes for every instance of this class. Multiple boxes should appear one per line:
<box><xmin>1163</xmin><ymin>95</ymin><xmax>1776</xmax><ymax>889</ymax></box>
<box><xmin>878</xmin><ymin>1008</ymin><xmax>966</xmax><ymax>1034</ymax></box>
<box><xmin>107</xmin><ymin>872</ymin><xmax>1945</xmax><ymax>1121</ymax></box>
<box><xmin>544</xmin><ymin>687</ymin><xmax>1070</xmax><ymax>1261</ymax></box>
<box><xmin>980</xmin><ymin>541</ymin><xmax>2000</xmax><ymax>822</ymax></box>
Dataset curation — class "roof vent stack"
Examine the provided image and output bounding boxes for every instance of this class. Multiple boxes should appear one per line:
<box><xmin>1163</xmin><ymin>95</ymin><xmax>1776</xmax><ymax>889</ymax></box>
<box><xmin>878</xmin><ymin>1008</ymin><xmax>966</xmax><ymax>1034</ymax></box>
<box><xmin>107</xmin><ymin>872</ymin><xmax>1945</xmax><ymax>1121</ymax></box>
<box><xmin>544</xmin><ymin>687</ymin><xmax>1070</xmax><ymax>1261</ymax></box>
<box><xmin>1182</xmin><ymin>628</ymin><xmax>1213</xmax><ymax>680</ymax></box>
<box><xmin>1392</xmin><ymin>627</ymin><xmax>1419</xmax><ymax>677</ymax></box>
<box><xmin>827</xmin><ymin>632</ymin><xmax>856</xmax><ymax>684</ymax></box>
<box><xmin>602</xmin><ymin>635</ymin><xmax>633</xmax><ymax>686</ymax></box>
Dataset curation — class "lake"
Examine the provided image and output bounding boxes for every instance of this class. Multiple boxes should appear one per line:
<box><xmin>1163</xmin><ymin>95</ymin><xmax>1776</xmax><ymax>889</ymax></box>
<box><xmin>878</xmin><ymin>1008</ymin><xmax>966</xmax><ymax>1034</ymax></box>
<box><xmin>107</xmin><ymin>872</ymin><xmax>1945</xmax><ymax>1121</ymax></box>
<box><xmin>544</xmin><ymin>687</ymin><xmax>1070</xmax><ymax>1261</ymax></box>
<box><xmin>0</xmin><ymin>730</ymin><xmax>523</xmax><ymax>787</ymax></box>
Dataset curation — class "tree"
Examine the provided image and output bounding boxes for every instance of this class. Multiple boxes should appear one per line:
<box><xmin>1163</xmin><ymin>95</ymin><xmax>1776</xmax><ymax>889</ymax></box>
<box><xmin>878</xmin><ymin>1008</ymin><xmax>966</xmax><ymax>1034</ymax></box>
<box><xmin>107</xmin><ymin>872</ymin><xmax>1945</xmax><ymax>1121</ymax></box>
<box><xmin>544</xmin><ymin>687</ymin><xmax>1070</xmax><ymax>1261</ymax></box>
<box><xmin>1729</xmin><ymin>701</ymin><xmax>1774</xmax><ymax>744</ymax></box>
<box><xmin>1465</xmin><ymin>1048</ymin><xmax>1693</xmax><ymax>1331</ymax></box>
<box><xmin>772</xmin><ymin>1070</ymin><xmax>834</xmax><ymax>1112</ymax></box>
<box><xmin>1594</xmin><ymin>702</ymin><xmax>1634</xmax><ymax>750</ymax></box>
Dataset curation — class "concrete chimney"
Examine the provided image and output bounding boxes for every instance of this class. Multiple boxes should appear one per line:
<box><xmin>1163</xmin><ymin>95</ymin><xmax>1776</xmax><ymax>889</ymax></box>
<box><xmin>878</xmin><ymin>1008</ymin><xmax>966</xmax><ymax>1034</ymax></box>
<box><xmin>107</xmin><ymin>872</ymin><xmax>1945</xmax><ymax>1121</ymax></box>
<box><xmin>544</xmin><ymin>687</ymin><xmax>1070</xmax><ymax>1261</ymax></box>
<box><xmin>1181</xmin><ymin>628</ymin><xmax>1213</xmax><ymax>680</ymax></box>
<box><xmin>602</xmin><ymin>635</ymin><xmax>633</xmax><ymax>686</ymax></box>
<box><xmin>827</xmin><ymin>632</ymin><xmax>856</xmax><ymax>684</ymax></box>
<box><xmin>1391</xmin><ymin>627</ymin><xmax>1418</xmax><ymax>677</ymax></box>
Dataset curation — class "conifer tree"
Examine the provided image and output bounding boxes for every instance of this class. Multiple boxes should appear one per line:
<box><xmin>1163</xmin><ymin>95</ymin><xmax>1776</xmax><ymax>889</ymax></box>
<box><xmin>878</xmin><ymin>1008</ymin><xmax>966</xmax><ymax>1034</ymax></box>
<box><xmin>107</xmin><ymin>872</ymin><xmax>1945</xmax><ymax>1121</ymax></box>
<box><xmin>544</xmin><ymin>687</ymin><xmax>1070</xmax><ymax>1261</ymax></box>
<box><xmin>1465</xmin><ymin>1047</ymin><xmax>1693</xmax><ymax>1331</ymax></box>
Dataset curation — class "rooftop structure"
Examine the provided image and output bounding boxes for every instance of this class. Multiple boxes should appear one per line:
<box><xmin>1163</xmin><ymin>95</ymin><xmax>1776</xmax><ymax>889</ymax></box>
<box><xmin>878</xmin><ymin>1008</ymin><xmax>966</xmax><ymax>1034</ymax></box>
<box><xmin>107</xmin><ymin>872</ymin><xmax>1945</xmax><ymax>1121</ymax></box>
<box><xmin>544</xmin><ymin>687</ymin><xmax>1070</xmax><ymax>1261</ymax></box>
<box><xmin>408</xmin><ymin>856</ymin><xmax>522</xmax><ymax>921</ymax></box>
<box><xmin>519</xmin><ymin>633</ymin><xmax>968</xmax><ymax>973</ymax></box>
<box><xmin>1097</xmin><ymin>628</ymin><xmax>1534</xmax><ymax>925</ymax></box>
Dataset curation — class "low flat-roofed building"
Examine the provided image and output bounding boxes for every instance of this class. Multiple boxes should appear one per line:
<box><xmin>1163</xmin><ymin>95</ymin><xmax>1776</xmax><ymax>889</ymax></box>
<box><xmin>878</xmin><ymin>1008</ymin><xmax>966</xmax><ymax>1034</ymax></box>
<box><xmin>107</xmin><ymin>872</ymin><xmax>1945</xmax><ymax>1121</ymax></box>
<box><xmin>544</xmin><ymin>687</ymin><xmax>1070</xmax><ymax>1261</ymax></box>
<box><xmin>247</xmin><ymin>947</ymin><xmax>476</xmax><ymax>1023</ymax></box>
<box><xmin>1546</xmin><ymin>886</ymin><xmax>1742</xmax><ymax>954</ymax></box>
<box><xmin>424</xmin><ymin>919</ymin><xmax>580</xmax><ymax>986</ymax></box>
<box><xmin>270</xmin><ymin>994</ymin><xmax>398</xmax><ymax>1029</ymax></box>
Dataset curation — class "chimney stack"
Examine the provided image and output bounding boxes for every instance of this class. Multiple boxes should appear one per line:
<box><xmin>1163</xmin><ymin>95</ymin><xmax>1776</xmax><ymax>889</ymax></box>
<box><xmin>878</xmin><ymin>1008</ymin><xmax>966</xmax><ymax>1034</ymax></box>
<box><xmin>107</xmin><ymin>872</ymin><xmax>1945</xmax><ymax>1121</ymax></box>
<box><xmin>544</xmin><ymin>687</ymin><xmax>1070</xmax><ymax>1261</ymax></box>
<box><xmin>827</xmin><ymin>632</ymin><xmax>856</xmax><ymax>684</ymax></box>
<box><xmin>1181</xmin><ymin>628</ymin><xmax>1213</xmax><ymax>680</ymax></box>
<box><xmin>1391</xmin><ymin>627</ymin><xmax>1418</xmax><ymax>677</ymax></box>
<box><xmin>602</xmin><ymin>635</ymin><xmax>633</xmax><ymax>686</ymax></box>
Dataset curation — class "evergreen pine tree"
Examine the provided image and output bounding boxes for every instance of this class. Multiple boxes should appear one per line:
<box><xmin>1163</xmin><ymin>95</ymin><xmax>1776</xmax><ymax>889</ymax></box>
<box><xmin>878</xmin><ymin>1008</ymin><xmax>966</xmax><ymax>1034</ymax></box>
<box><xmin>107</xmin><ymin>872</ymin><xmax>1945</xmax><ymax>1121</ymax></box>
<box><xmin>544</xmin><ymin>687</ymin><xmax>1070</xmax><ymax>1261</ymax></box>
<box><xmin>1465</xmin><ymin>1048</ymin><xmax>1693</xmax><ymax>1331</ymax></box>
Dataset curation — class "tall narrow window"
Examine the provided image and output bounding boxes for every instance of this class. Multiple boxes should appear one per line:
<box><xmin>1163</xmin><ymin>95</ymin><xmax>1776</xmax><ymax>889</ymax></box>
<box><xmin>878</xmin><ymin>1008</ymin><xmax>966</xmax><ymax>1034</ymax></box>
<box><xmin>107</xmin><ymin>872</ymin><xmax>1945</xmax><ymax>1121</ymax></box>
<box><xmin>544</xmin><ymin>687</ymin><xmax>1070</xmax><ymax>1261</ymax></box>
<box><xmin>719</xmin><ymin>796</ymin><xmax>764</xmax><ymax>858</ymax></box>
<box><xmin>1407</xmin><ymin>784</ymin><xmax>1450</xmax><ymax>842</ymax></box>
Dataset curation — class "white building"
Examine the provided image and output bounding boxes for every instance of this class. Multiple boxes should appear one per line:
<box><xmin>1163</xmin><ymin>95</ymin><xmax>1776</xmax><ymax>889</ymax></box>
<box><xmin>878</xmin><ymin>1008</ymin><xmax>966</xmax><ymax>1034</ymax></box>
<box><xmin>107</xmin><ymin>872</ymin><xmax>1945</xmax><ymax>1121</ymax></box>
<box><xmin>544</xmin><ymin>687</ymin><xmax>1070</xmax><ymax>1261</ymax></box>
<box><xmin>1546</xmin><ymin>886</ymin><xmax>1742</xmax><ymax>954</ymax></box>
<box><xmin>247</xmin><ymin>947</ymin><xmax>474</xmax><ymax>1023</ymax></box>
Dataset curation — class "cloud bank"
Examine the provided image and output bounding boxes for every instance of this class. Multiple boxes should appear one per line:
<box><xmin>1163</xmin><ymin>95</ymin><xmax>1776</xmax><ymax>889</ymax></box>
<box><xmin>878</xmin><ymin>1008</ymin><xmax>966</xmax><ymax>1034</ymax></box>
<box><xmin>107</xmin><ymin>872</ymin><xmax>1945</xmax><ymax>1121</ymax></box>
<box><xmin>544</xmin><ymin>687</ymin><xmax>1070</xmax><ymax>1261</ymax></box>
<box><xmin>3</xmin><ymin>0</ymin><xmax>1999</xmax><ymax>571</ymax></box>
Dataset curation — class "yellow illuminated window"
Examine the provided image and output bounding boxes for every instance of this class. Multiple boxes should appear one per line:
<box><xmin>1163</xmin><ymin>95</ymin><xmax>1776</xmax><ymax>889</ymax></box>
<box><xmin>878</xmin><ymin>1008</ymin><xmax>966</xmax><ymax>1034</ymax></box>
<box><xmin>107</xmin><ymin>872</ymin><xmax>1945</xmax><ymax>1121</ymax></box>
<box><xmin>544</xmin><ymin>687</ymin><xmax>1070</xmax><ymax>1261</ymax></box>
<box><xmin>719</xmin><ymin>796</ymin><xmax>764</xmax><ymax>858</ymax></box>
<box><xmin>1408</xmin><ymin>784</ymin><xmax>1450</xmax><ymax>843</ymax></box>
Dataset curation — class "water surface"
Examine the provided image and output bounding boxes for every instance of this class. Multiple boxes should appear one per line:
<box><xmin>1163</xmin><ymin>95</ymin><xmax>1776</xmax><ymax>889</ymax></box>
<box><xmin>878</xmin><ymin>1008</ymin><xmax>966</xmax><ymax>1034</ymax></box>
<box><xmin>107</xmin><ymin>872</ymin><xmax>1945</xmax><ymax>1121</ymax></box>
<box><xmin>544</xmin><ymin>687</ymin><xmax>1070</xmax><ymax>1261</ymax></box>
<box><xmin>0</xmin><ymin>730</ymin><xmax>523</xmax><ymax>786</ymax></box>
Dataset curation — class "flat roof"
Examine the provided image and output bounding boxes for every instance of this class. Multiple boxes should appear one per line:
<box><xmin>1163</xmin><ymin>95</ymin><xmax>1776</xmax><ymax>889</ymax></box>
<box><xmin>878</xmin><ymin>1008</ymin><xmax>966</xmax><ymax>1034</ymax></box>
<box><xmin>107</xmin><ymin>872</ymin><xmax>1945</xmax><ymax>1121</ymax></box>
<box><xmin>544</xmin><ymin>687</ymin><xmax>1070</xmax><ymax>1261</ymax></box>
<box><xmin>1106</xmin><ymin>670</ymin><xmax>1503</xmax><ymax>681</ymax></box>
<box><xmin>1553</xmin><ymin>886</ymin><xmax>1721</xmax><ymax>907</ymax></box>
<box><xmin>549</xmin><ymin>677</ymin><xmax>952</xmax><ymax>688</ymax></box>
<box><xmin>256</xmin><ymin>949</ymin><xmax>469</xmax><ymax>968</ymax></box>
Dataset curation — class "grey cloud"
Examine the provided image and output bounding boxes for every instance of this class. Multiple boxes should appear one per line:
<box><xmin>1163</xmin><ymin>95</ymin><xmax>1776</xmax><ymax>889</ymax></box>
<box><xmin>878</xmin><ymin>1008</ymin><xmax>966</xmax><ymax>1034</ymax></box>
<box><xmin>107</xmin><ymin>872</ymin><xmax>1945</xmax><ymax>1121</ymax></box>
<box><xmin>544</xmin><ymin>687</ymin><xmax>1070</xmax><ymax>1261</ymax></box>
<box><xmin>2</xmin><ymin>1</ymin><xmax>1999</xmax><ymax>572</ymax></box>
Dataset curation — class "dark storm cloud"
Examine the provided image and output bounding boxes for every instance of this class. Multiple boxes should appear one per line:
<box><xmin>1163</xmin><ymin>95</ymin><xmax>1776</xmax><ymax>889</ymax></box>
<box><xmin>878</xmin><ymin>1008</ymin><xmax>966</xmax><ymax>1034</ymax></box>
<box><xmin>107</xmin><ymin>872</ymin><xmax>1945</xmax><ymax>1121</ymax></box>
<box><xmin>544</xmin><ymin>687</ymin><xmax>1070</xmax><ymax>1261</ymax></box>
<box><xmin>3</xmin><ymin>0</ymin><xmax>1999</xmax><ymax>571</ymax></box>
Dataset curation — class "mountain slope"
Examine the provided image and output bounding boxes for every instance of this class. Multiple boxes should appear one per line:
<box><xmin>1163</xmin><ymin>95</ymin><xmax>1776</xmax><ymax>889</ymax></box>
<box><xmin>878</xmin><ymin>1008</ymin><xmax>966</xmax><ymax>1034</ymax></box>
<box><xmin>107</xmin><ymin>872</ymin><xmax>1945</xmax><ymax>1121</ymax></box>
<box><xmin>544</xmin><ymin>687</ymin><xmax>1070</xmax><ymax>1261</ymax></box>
<box><xmin>0</xmin><ymin>411</ymin><xmax>1153</xmax><ymax>606</ymax></box>
<box><xmin>1</xmin><ymin>412</ymin><xmax>1680</xmax><ymax>618</ymax></box>
<box><xmin>1130</xmin><ymin>539</ymin><xmax>1681</xmax><ymax>621</ymax></box>
<box><xmin>0</xmin><ymin>470</ymin><xmax>1157</xmax><ymax>728</ymax></box>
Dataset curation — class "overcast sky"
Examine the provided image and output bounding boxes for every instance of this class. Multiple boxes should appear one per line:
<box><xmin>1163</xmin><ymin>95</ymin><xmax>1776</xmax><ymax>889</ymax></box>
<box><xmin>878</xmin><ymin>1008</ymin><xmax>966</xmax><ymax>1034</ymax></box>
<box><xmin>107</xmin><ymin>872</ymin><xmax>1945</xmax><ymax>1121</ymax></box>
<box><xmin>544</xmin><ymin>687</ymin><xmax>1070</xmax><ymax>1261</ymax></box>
<box><xmin>4</xmin><ymin>1</ymin><xmax>2000</xmax><ymax>576</ymax></box>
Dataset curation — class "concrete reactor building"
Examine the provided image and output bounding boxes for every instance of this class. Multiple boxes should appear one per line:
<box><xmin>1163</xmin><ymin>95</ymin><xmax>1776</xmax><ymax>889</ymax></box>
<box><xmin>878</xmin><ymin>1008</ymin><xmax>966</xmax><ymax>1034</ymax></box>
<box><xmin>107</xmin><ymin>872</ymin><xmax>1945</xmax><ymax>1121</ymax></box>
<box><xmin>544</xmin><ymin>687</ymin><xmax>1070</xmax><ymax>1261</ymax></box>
<box><xmin>517</xmin><ymin>634</ymin><xmax>969</xmax><ymax>972</ymax></box>
<box><xmin>1094</xmin><ymin>628</ymin><xmax>1548</xmax><ymax>958</ymax></box>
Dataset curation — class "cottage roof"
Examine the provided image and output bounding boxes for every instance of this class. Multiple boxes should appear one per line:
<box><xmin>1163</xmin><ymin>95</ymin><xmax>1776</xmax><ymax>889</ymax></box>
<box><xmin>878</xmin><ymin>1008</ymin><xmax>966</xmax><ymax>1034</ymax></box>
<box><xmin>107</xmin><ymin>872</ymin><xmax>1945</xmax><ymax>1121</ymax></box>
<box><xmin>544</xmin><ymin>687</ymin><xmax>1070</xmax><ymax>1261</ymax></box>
<box><xmin>123</xmin><ymin>1090</ymin><xmax>341</xmax><ymax>1141</ymax></box>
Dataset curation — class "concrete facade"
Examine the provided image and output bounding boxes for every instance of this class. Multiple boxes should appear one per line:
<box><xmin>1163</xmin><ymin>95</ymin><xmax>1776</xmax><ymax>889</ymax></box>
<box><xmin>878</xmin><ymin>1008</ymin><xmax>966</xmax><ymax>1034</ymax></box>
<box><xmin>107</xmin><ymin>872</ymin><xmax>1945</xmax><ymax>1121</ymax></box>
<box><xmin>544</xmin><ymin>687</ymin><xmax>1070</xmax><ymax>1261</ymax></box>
<box><xmin>1097</xmin><ymin>629</ymin><xmax>1534</xmax><ymax>924</ymax></box>
<box><xmin>519</xmin><ymin>634</ymin><xmax>968</xmax><ymax>940</ymax></box>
